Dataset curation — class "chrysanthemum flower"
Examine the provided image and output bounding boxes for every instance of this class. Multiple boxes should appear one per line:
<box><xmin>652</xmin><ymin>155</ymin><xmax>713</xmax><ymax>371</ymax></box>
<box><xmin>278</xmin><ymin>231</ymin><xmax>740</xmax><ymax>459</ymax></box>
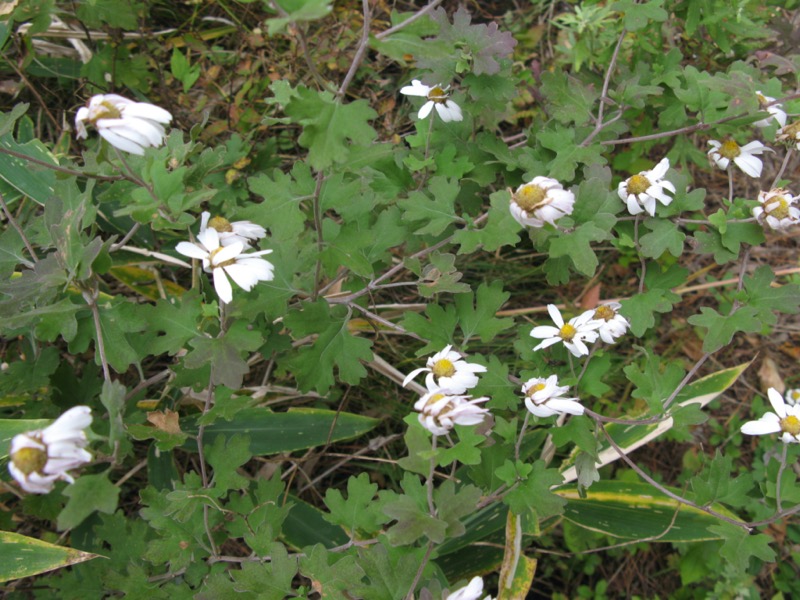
<box><xmin>776</xmin><ymin>121</ymin><xmax>800</xmax><ymax>150</ymax></box>
<box><xmin>200</xmin><ymin>212</ymin><xmax>266</xmax><ymax>248</ymax></box>
<box><xmin>402</xmin><ymin>344</ymin><xmax>487</xmax><ymax>393</ymax></box>
<box><xmin>741</xmin><ymin>388</ymin><xmax>800</xmax><ymax>444</ymax></box>
<box><xmin>786</xmin><ymin>389</ymin><xmax>800</xmax><ymax>406</ymax></box>
<box><xmin>399</xmin><ymin>80</ymin><xmax>463</xmax><ymax>122</ymax></box>
<box><xmin>522</xmin><ymin>375</ymin><xmax>584</xmax><ymax>419</ymax></box>
<box><xmin>509</xmin><ymin>177</ymin><xmax>575</xmax><ymax>228</ymax></box>
<box><xmin>414</xmin><ymin>382</ymin><xmax>490</xmax><ymax>436</ymax></box>
<box><xmin>754</xmin><ymin>92</ymin><xmax>787</xmax><ymax>128</ymax></box>
<box><xmin>75</xmin><ymin>94</ymin><xmax>172</xmax><ymax>155</ymax></box>
<box><xmin>446</xmin><ymin>576</ymin><xmax>494</xmax><ymax>600</ymax></box>
<box><xmin>175</xmin><ymin>228</ymin><xmax>274</xmax><ymax>304</ymax></box>
<box><xmin>8</xmin><ymin>406</ymin><xmax>92</xmax><ymax>494</ymax></box>
<box><xmin>752</xmin><ymin>189</ymin><xmax>800</xmax><ymax>230</ymax></box>
<box><xmin>707</xmin><ymin>139</ymin><xmax>767</xmax><ymax>178</ymax></box>
<box><xmin>617</xmin><ymin>158</ymin><xmax>676</xmax><ymax>216</ymax></box>
<box><xmin>587</xmin><ymin>302</ymin><xmax>630</xmax><ymax>344</ymax></box>
<box><xmin>530</xmin><ymin>304</ymin><xmax>602</xmax><ymax>357</ymax></box>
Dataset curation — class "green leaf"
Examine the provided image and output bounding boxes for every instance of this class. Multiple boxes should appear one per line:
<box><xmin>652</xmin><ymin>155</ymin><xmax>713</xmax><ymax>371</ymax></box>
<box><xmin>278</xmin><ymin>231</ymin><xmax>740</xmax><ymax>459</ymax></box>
<box><xmin>0</xmin><ymin>134</ymin><xmax>56</xmax><ymax>206</ymax></box>
<box><xmin>229</xmin><ymin>542</ymin><xmax>298</xmax><ymax>600</ymax></box>
<box><xmin>611</xmin><ymin>0</ymin><xmax>668</xmax><ymax>30</ymax></box>
<box><xmin>352</xmin><ymin>542</ymin><xmax>428</xmax><ymax>600</ymax></box>
<box><xmin>455</xmin><ymin>281</ymin><xmax>514</xmax><ymax>345</ymax></box>
<box><xmin>743</xmin><ymin>265</ymin><xmax>800</xmax><ymax>325</ymax></box>
<box><xmin>99</xmin><ymin>379</ymin><xmax>126</xmax><ymax>451</ymax></box>
<box><xmin>140</xmin><ymin>294</ymin><xmax>203</xmax><ymax>356</ymax></box>
<box><xmin>323</xmin><ymin>473</ymin><xmax>391</xmax><ymax>536</ymax></box>
<box><xmin>504</xmin><ymin>460</ymin><xmax>566</xmax><ymax>518</ymax></box>
<box><xmin>265</xmin><ymin>0</ymin><xmax>333</xmax><ymax>35</ymax></box>
<box><xmin>283</xmin><ymin>494</ymin><xmax>349</xmax><ymax>550</ymax></box>
<box><xmin>206</xmin><ymin>433</ymin><xmax>251</xmax><ymax>492</ymax></box>
<box><xmin>437</xmin><ymin>426</ymin><xmax>485</xmax><ymax>466</ymax></box>
<box><xmin>454</xmin><ymin>190</ymin><xmax>521</xmax><ymax>253</ymax></box>
<box><xmin>558</xmin><ymin>481</ymin><xmax>742</xmax><ymax>542</ymax></box>
<box><xmin>435</xmin><ymin>481</ymin><xmax>483</xmax><ymax>539</ymax></box>
<box><xmin>547</xmin><ymin>221</ymin><xmax>609</xmax><ymax>276</ymax></box>
<box><xmin>619</xmin><ymin>287</ymin><xmax>679</xmax><ymax>337</ymax></box>
<box><xmin>399</xmin><ymin>176</ymin><xmax>461</xmax><ymax>236</ymax></box>
<box><xmin>283</xmin><ymin>87</ymin><xmax>377</xmax><ymax>170</ymax></box>
<box><xmin>184</xmin><ymin>320</ymin><xmax>264</xmax><ymax>390</ymax></box>
<box><xmin>58</xmin><ymin>473</ymin><xmax>121</xmax><ymax>531</ymax></box>
<box><xmin>639</xmin><ymin>218</ymin><xmax>685</xmax><ymax>258</ymax></box>
<box><xmin>246</xmin><ymin>166</ymin><xmax>311</xmax><ymax>244</ymax></box>
<box><xmin>549</xmin><ymin>416</ymin><xmax>597</xmax><ymax>458</ymax></box>
<box><xmin>623</xmin><ymin>348</ymin><xmax>685</xmax><ymax>413</ymax></box>
<box><xmin>538</xmin><ymin>127</ymin><xmax>606</xmax><ymax>181</ymax></box>
<box><xmin>400</xmin><ymin>302</ymin><xmax>458</xmax><ymax>354</ymax></box>
<box><xmin>0</xmin><ymin>531</ymin><xmax>100</xmax><ymax>583</ymax></box>
<box><xmin>690</xmin><ymin>451</ymin><xmax>754</xmax><ymax>508</ymax></box>
<box><xmin>298</xmin><ymin>544</ymin><xmax>365</xmax><ymax>597</ymax></box>
<box><xmin>688</xmin><ymin>306</ymin><xmax>761</xmax><ymax>353</ymax></box>
<box><xmin>707</xmin><ymin>522</ymin><xmax>775</xmax><ymax>571</ymax></box>
<box><xmin>283</xmin><ymin>300</ymin><xmax>373</xmax><ymax>394</ymax></box>
<box><xmin>383</xmin><ymin>473</ymin><xmax>448</xmax><ymax>545</ymax></box>
<box><xmin>417</xmin><ymin>252</ymin><xmax>471</xmax><ymax>298</ymax></box>
<box><xmin>540</xmin><ymin>72</ymin><xmax>598</xmax><ymax>126</ymax></box>
<box><xmin>183</xmin><ymin>407</ymin><xmax>379</xmax><ymax>456</ymax></box>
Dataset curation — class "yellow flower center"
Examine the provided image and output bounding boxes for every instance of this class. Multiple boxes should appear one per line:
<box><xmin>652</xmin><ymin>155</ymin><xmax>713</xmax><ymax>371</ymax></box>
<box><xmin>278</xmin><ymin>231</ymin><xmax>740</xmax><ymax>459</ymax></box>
<box><xmin>765</xmin><ymin>196</ymin><xmax>790</xmax><ymax>219</ymax></box>
<box><xmin>208</xmin><ymin>216</ymin><xmax>233</xmax><ymax>233</ymax></box>
<box><xmin>756</xmin><ymin>93</ymin><xmax>768</xmax><ymax>108</ymax></box>
<box><xmin>432</xmin><ymin>358</ymin><xmax>456</xmax><ymax>378</ymax></box>
<box><xmin>427</xmin><ymin>86</ymin><xmax>448</xmax><ymax>104</ymax></box>
<box><xmin>93</xmin><ymin>100</ymin><xmax>122</xmax><ymax>121</ymax></box>
<box><xmin>626</xmin><ymin>174</ymin><xmax>651</xmax><ymax>196</ymax></box>
<box><xmin>780</xmin><ymin>415</ymin><xmax>800</xmax><ymax>436</ymax></box>
<box><xmin>527</xmin><ymin>382</ymin><xmax>547</xmax><ymax>397</ymax></box>
<box><xmin>12</xmin><ymin>446</ymin><xmax>48</xmax><ymax>476</ymax></box>
<box><xmin>779</xmin><ymin>121</ymin><xmax>800</xmax><ymax>141</ymax></box>
<box><xmin>209</xmin><ymin>247</ymin><xmax>237</xmax><ymax>268</ymax></box>
<box><xmin>514</xmin><ymin>184</ymin><xmax>547</xmax><ymax>213</ymax></box>
<box><xmin>790</xmin><ymin>391</ymin><xmax>800</xmax><ymax>404</ymax></box>
<box><xmin>559</xmin><ymin>323</ymin><xmax>577</xmax><ymax>341</ymax></box>
<box><xmin>593</xmin><ymin>305</ymin><xmax>615</xmax><ymax>322</ymax></box>
<box><xmin>718</xmin><ymin>140</ymin><xmax>741</xmax><ymax>159</ymax></box>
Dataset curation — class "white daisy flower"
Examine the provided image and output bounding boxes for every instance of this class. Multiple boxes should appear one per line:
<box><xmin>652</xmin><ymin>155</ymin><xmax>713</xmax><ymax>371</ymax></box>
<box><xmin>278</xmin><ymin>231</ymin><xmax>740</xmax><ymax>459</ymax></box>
<box><xmin>776</xmin><ymin>121</ymin><xmax>800</xmax><ymax>150</ymax></box>
<box><xmin>8</xmin><ymin>406</ymin><xmax>92</xmax><ymax>494</ymax></box>
<box><xmin>530</xmin><ymin>304</ymin><xmax>602</xmax><ymax>357</ymax></box>
<box><xmin>414</xmin><ymin>381</ymin><xmax>490</xmax><ymax>437</ymax></box>
<box><xmin>754</xmin><ymin>91</ymin><xmax>787</xmax><ymax>128</ymax></box>
<box><xmin>786</xmin><ymin>389</ymin><xmax>800</xmax><ymax>406</ymax></box>
<box><xmin>402</xmin><ymin>344</ymin><xmax>487</xmax><ymax>393</ymax></box>
<box><xmin>741</xmin><ymin>388</ymin><xmax>800</xmax><ymax>444</ymax></box>
<box><xmin>399</xmin><ymin>80</ymin><xmax>463</xmax><ymax>122</ymax></box>
<box><xmin>707</xmin><ymin>139</ymin><xmax>767</xmax><ymax>178</ymax></box>
<box><xmin>522</xmin><ymin>375</ymin><xmax>584</xmax><ymax>419</ymax></box>
<box><xmin>446</xmin><ymin>576</ymin><xmax>494</xmax><ymax>600</ymax></box>
<box><xmin>752</xmin><ymin>189</ymin><xmax>800</xmax><ymax>231</ymax></box>
<box><xmin>175</xmin><ymin>228</ymin><xmax>274</xmax><ymax>304</ymax></box>
<box><xmin>617</xmin><ymin>158</ymin><xmax>676</xmax><ymax>217</ymax></box>
<box><xmin>75</xmin><ymin>94</ymin><xmax>172</xmax><ymax>155</ymax></box>
<box><xmin>509</xmin><ymin>176</ymin><xmax>575</xmax><ymax>228</ymax></box>
<box><xmin>587</xmin><ymin>302</ymin><xmax>630</xmax><ymax>344</ymax></box>
<box><xmin>200</xmin><ymin>212</ymin><xmax>266</xmax><ymax>248</ymax></box>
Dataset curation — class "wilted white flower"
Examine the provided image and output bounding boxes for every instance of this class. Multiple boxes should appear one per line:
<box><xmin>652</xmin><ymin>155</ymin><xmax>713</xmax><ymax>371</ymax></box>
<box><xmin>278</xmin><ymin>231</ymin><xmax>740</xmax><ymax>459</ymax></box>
<box><xmin>200</xmin><ymin>212</ymin><xmax>266</xmax><ymax>248</ymax></box>
<box><xmin>741</xmin><ymin>388</ymin><xmax>800</xmax><ymax>444</ymax></box>
<box><xmin>531</xmin><ymin>304</ymin><xmax>601</xmax><ymax>357</ymax></box>
<box><xmin>446</xmin><ymin>576</ymin><xmax>494</xmax><ymax>600</ymax></box>
<box><xmin>522</xmin><ymin>375</ymin><xmax>583</xmax><ymax>419</ymax></box>
<box><xmin>617</xmin><ymin>158</ymin><xmax>676</xmax><ymax>217</ymax></box>
<box><xmin>588</xmin><ymin>302</ymin><xmax>629</xmax><ymax>344</ymax></box>
<box><xmin>752</xmin><ymin>189</ymin><xmax>800</xmax><ymax>230</ymax></box>
<box><xmin>509</xmin><ymin>177</ymin><xmax>575</xmax><ymax>228</ymax></box>
<box><xmin>754</xmin><ymin>92</ymin><xmax>787</xmax><ymax>128</ymax></box>
<box><xmin>75</xmin><ymin>94</ymin><xmax>172</xmax><ymax>155</ymax></box>
<box><xmin>786</xmin><ymin>389</ymin><xmax>800</xmax><ymax>406</ymax></box>
<box><xmin>707</xmin><ymin>139</ymin><xmax>767</xmax><ymax>178</ymax></box>
<box><xmin>414</xmin><ymin>382</ymin><xmax>490</xmax><ymax>436</ymax></box>
<box><xmin>776</xmin><ymin>121</ymin><xmax>800</xmax><ymax>150</ymax></box>
<box><xmin>175</xmin><ymin>228</ymin><xmax>274</xmax><ymax>304</ymax></box>
<box><xmin>400</xmin><ymin>80</ymin><xmax>463</xmax><ymax>122</ymax></box>
<box><xmin>402</xmin><ymin>345</ymin><xmax>487</xmax><ymax>393</ymax></box>
<box><xmin>8</xmin><ymin>406</ymin><xmax>92</xmax><ymax>494</ymax></box>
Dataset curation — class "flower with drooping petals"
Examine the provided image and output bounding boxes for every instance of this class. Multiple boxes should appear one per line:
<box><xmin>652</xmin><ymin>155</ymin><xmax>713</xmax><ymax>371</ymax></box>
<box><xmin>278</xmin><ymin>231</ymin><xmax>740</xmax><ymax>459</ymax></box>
<box><xmin>8</xmin><ymin>406</ymin><xmax>92</xmax><ymax>494</ymax></box>
<box><xmin>707</xmin><ymin>139</ymin><xmax>767</xmax><ymax>178</ymax></box>
<box><xmin>176</xmin><ymin>228</ymin><xmax>274</xmax><ymax>304</ymax></box>
<box><xmin>754</xmin><ymin>91</ymin><xmax>787</xmax><ymax>128</ymax></box>
<box><xmin>446</xmin><ymin>575</ymin><xmax>494</xmax><ymax>600</ymax></box>
<box><xmin>400</xmin><ymin>80</ymin><xmax>463</xmax><ymax>122</ymax></box>
<box><xmin>617</xmin><ymin>158</ymin><xmax>676</xmax><ymax>217</ymax></box>
<box><xmin>530</xmin><ymin>304</ymin><xmax>602</xmax><ymax>357</ymax></box>
<box><xmin>777</xmin><ymin>120</ymin><xmax>800</xmax><ymax>150</ymax></box>
<box><xmin>414</xmin><ymin>381</ymin><xmax>490</xmax><ymax>436</ymax></box>
<box><xmin>741</xmin><ymin>388</ymin><xmax>800</xmax><ymax>444</ymax></box>
<box><xmin>75</xmin><ymin>94</ymin><xmax>172</xmax><ymax>155</ymax></box>
<box><xmin>522</xmin><ymin>375</ymin><xmax>584</xmax><ymax>419</ymax></box>
<box><xmin>200</xmin><ymin>211</ymin><xmax>266</xmax><ymax>248</ymax></box>
<box><xmin>752</xmin><ymin>188</ymin><xmax>800</xmax><ymax>231</ymax></box>
<box><xmin>509</xmin><ymin>177</ymin><xmax>575</xmax><ymax>228</ymax></box>
<box><xmin>587</xmin><ymin>302</ymin><xmax>629</xmax><ymax>344</ymax></box>
<box><xmin>402</xmin><ymin>345</ymin><xmax>487</xmax><ymax>393</ymax></box>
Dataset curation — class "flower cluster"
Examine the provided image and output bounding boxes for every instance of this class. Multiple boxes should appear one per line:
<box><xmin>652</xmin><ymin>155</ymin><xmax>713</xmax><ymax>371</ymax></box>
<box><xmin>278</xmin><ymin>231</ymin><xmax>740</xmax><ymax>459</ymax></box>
<box><xmin>75</xmin><ymin>94</ymin><xmax>172</xmax><ymax>155</ymax></box>
<box><xmin>404</xmin><ymin>346</ymin><xmax>490</xmax><ymax>436</ymax></box>
<box><xmin>752</xmin><ymin>188</ymin><xmax>800</xmax><ymax>231</ymax></box>
<box><xmin>509</xmin><ymin>176</ymin><xmax>575</xmax><ymax>228</ymax></box>
<box><xmin>8</xmin><ymin>406</ymin><xmax>93</xmax><ymax>494</ymax></box>
<box><xmin>531</xmin><ymin>303</ymin><xmax>629</xmax><ymax>358</ymax></box>
<box><xmin>741</xmin><ymin>388</ymin><xmax>800</xmax><ymax>444</ymax></box>
<box><xmin>400</xmin><ymin>80</ymin><xmax>463</xmax><ymax>123</ymax></box>
<box><xmin>617</xmin><ymin>158</ymin><xmax>676</xmax><ymax>217</ymax></box>
<box><xmin>176</xmin><ymin>215</ymin><xmax>274</xmax><ymax>304</ymax></box>
<box><xmin>522</xmin><ymin>375</ymin><xmax>584</xmax><ymax>419</ymax></box>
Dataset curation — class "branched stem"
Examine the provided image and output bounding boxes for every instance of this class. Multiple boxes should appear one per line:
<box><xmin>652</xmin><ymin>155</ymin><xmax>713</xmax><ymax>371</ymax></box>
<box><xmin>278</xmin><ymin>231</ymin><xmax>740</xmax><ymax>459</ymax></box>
<box><xmin>515</xmin><ymin>412</ymin><xmax>530</xmax><ymax>462</ymax></box>
<box><xmin>338</xmin><ymin>0</ymin><xmax>372</xmax><ymax>98</ymax></box>
<box><xmin>376</xmin><ymin>0</ymin><xmax>444</xmax><ymax>40</ymax></box>
<box><xmin>311</xmin><ymin>171</ymin><xmax>326</xmax><ymax>300</ymax></box>
<box><xmin>633</xmin><ymin>215</ymin><xmax>646</xmax><ymax>294</ymax></box>
<box><xmin>0</xmin><ymin>192</ymin><xmax>38</xmax><ymax>263</ymax></box>
<box><xmin>85</xmin><ymin>286</ymin><xmax>111</xmax><ymax>381</ymax></box>
<box><xmin>771</xmin><ymin>148</ymin><xmax>793</xmax><ymax>189</ymax></box>
<box><xmin>581</xmin><ymin>28</ymin><xmax>627</xmax><ymax>147</ymax></box>
<box><xmin>775</xmin><ymin>443</ymin><xmax>788</xmax><ymax>512</ymax></box>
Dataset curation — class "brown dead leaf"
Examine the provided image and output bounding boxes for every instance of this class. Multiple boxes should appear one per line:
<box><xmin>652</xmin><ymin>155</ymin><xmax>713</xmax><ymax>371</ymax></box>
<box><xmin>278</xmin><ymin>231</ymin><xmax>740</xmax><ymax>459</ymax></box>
<box><xmin>146</xmin><ymin>409</ymin><xmax>182</xmax><ymax>435</ymax></box>
<box><xmin>580</xmin><ymin>283</ymin><xmax>601</xmax><ymax>310</ymax></box>
<box><xmin>757</xmin><ymin>357</ymin><xmax>785</xmax><ymax>394</ymax></box>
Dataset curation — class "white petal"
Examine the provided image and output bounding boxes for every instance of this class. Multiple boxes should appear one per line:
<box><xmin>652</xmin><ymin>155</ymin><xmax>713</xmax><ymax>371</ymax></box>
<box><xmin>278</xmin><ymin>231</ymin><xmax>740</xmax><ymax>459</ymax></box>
<box><xmin>176</xmin><ymin>241</ymin><xmax>209</xmax><ymax>260</ymax></box>
<box><xmin>212</xmin><ymin>269</ymin><xmax>233</xmax><ymax>303</ymax></box>
<box><xmin>741</xmin><ymin>413</ymin><xmax>781</xmax><ymax>436</ymax></box>
<box><xmin>546</xmin><ymin>304</ymin><xmax>563</xmax><ymax>327</ymax></box>
<box><xmin>767</xmin><ymin>388</ymin><xmax>787</xmax><ymax>418</ymax></box>
<box><xmin>547</xmin><ymin>398</ymin><xmax>585</xmax><ymax>416</ymax></box>
<box><xmin>400</xmin><ymin>80</ymin><xmax>430</xmax><ymax>97</ymax></box>
<box><xmin>418</xmin><ymin>101</ymin><xmax>434</xmax><ymax>120</ymax></box>
<box><xmin>530</xmin><ymin>325</ymin><xmax>560</xmax><ymax>339</ymax></box>
<box><xmin>733</xmin><ymin>154</ymin><xmax>762</xmax><ymax>178</ymax></box>
<box><xmin>97</xmin><ymin>128</ymin><xmax>144</xmax><ymax>154</ymax></box>
<box><xmin>403</xmin><ymin>367</ymin><xmax>429</xmax><ymax>387</ymax></box>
